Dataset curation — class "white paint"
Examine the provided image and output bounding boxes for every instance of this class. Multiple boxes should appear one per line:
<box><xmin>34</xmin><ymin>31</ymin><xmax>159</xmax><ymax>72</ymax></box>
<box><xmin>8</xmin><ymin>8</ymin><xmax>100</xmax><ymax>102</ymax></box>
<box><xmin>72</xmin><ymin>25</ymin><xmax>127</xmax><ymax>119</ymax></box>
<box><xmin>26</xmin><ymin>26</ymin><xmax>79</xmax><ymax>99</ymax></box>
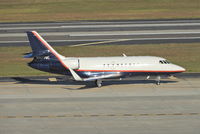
<box><xmin>76</xmin><ymin>56</ymin><xmax>185</xmax><ymax>72</ymax></box>
<box><xmin>70</xmin><ymin>37</ymin><xmax>200</xmax><ymax>47</ymax></box>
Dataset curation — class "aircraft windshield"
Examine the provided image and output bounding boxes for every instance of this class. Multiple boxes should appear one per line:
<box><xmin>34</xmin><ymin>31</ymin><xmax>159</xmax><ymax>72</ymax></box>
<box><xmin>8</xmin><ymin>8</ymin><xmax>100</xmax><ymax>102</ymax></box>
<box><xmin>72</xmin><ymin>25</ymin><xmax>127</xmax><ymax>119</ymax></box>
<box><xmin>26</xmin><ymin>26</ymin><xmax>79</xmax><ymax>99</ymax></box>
<box><xmin>159</xmin><ymin>60</ymin><xmax>170</xmax><ymax>64</ymax></box>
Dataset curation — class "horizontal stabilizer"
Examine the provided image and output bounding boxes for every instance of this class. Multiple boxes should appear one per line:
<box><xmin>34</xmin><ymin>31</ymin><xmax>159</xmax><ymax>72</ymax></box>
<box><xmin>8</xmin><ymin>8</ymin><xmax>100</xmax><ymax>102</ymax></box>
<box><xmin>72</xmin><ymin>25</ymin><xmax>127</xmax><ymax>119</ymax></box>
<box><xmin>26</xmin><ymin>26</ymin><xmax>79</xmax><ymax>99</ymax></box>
<box><xmin>23</xmin><ymin>52</ymin><xmax>34</xmax><ymax>58</ymax></box>
<box><xmin>23</xmin><ymin>50</ymin><xmax>51</xmax><ymax>58</ymax></box>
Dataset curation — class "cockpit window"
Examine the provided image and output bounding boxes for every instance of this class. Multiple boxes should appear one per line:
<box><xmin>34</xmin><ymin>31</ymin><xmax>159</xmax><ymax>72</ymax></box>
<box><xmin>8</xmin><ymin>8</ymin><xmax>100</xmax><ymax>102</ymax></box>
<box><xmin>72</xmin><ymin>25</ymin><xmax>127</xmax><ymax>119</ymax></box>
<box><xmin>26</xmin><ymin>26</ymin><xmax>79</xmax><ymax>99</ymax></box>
<box><xmin>159</xmin><ymin>60</ymin><xmax>170</xmax><ymax>64</ymax></box>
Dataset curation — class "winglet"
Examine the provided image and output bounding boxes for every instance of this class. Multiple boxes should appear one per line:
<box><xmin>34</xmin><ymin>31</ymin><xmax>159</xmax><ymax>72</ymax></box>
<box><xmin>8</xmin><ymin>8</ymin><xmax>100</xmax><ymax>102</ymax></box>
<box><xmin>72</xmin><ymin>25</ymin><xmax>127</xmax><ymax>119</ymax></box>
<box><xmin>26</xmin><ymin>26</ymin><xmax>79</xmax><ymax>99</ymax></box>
<box><xmin>68</xmin><ymin>68</ymin><xmax>83</xmax><ymax>81</ymax></box>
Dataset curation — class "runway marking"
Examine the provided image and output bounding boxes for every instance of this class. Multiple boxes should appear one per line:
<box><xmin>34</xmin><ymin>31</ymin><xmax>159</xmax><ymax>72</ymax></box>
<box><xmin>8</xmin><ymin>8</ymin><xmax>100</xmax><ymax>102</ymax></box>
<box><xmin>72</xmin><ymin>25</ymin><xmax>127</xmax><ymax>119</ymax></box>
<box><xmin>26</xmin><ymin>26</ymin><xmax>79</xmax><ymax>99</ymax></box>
<box><xmin>69</xmin><ymin>37</ymin><xmax>200</xmax><ymax>47</ymax></box>
<box><xmin>2</xmin><ymin>36</ymin><xmax>200</xmax><ymax>45</ymax></box>
<box><xmin>2</xmin><ymin>30</ymin><xmax>200</xmax><ymax>37</ymax></box>
<box><xmin>0</xmin><ymin>113</ymin><xmax>200</xmax><ymax>119</ymax></box>
<box><xmin>1</xmin><ymin>22</ymin><xmax>200</xmax><ymax>30</ymax></box>
<box><xmin>0</xmin><ymin>20</ymin><xmax>200</xmax><ymax>27</ymax></box>
<box><xmin>69</xmin><ymin>39</ymin><xmax>131</xmax><ymax>47</ymax></box>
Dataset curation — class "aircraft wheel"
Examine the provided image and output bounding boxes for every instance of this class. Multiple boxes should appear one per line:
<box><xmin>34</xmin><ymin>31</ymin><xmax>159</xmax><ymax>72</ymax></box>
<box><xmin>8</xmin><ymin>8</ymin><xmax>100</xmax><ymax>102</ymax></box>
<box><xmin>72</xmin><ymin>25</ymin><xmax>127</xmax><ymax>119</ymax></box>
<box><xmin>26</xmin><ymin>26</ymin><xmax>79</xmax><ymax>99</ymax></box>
<box><xmin>156</xmin><ymin>75</ymin><xmax>161</xmax><ymax>85</ymax></box>
<box><xmin>95</xmin><ymin>80</ymin><xmax>102</xmax><ymax>88</ymax></box>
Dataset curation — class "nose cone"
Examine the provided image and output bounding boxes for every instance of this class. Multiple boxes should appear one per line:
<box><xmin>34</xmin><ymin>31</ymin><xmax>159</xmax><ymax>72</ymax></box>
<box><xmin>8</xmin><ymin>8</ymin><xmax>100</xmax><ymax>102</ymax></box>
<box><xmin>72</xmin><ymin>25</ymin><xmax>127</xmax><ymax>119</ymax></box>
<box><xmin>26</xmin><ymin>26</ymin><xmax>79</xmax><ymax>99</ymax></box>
<box><xmin>175</xmin><ymin>65</ymin><xmax>186</xmax><ymax>73</ymax></box>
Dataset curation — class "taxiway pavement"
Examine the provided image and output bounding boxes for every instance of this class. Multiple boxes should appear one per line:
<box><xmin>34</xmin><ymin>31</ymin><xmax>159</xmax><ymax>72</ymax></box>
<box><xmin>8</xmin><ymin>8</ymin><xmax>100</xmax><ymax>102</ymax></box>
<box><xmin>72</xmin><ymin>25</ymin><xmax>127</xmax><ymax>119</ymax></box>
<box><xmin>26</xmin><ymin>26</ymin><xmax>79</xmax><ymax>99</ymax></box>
<box><xmin>0</xmin><ymin>77</ymin><xmax>200</xmax><ymax>134</ymax></box>
<box><xmin>0</xmin><ymin>19</ymin><xmax>200</xmax><ymax>46</ymax></box>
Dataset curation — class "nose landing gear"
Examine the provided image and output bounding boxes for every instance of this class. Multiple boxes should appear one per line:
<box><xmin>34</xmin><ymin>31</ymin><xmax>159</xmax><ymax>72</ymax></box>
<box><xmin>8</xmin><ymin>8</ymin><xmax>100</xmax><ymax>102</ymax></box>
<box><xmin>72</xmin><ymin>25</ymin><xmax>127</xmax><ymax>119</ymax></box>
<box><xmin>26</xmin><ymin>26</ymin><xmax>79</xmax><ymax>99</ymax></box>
<box><xmin>156</xmin><ymin>75</ymin><xmax>161</xmax><ymax>85</ymax></box>
<box><xmin>95</xmin><ymin>79</ymin><xmax>102</xmax><ymax>88</ymax></box>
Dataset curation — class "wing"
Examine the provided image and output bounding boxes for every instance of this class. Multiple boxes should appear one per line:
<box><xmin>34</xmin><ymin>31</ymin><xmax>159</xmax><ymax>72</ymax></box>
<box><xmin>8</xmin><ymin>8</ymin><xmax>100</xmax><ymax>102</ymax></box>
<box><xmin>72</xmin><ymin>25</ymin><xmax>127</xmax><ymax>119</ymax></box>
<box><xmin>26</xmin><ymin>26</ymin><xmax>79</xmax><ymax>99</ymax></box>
<box><xmin>68</xmin><ymin>68</ymin><xmax>122</xmax><ymax>81</ymax></box>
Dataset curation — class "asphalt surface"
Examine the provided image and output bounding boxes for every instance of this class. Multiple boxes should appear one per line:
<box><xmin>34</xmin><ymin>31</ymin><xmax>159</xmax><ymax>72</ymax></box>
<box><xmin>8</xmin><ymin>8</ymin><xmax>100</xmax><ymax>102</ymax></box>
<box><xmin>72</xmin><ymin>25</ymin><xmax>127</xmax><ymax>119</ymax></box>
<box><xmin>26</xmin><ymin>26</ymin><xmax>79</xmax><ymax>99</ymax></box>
<box><xmin>0</xmin><ymin>73</ymin><xmax>200</xmax><ymax>83</ymax></box>
<box><xmin>0</xmin><ymin>77</ymin><xmax>200</xmax><ymax>134</ymax></box>
<box><xmin>0</xmin><ymin>19</ymin><xmax>200</xmax><ymax>47</ymax></box>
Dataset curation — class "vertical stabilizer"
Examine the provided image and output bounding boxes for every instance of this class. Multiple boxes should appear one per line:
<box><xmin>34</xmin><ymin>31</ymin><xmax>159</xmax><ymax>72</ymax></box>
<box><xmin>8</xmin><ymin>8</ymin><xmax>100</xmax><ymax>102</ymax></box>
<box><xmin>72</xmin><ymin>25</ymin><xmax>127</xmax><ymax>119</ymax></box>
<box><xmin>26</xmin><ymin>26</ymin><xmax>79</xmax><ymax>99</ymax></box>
<box><xmin>26</xmin><ymin>31</ymin><xmax>68</xmax><ymax>69</ymax></box>
<box><xmin>26</xmin><ymin>31</ymin><xmax>61</xmax><ymax>58</ymax></box>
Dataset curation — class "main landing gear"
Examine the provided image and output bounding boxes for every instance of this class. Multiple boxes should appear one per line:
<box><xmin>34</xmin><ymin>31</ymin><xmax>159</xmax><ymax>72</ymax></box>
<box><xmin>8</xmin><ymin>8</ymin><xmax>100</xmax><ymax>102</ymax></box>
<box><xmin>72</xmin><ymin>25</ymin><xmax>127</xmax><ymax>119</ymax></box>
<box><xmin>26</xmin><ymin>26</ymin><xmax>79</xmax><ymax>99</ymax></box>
<box><xmin>95</xmin><ymin>79</ymin><xmax>102</xmax><ymax>88</ymax></box>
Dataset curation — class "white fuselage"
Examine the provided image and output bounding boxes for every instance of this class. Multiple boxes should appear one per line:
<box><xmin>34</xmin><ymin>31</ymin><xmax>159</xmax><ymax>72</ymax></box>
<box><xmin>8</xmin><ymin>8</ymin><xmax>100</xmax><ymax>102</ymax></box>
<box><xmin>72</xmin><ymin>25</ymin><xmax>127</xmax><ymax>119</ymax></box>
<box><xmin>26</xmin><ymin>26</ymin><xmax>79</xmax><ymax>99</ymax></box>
<box><xmin>64</xmin><ymin>56</ymin><xmax>185</xmax><ymax>73</ymax></box>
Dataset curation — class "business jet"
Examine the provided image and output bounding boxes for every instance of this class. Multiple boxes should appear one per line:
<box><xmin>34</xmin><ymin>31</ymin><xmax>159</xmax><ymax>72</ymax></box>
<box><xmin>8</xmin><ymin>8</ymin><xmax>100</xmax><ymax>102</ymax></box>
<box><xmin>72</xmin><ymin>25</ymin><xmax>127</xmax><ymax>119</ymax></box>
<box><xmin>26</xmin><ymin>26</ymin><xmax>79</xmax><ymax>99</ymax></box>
<box><xmin>24</xmin><ymin>31</ymin><xmax>185</xmax><ymax>87</ymax></box>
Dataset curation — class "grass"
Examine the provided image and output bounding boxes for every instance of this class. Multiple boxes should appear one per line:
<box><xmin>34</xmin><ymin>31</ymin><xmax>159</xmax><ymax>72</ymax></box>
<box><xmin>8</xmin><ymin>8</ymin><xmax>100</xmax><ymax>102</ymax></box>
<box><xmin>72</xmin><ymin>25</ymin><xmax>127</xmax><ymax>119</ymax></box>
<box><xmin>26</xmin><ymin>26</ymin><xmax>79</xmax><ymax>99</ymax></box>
<box><xmin>0</xmin><ymin>43</ymin><xmax>199</xmax><ymax>76</ymax></box>
<box><xmin>0</xmin><ymin>0</ymin><xmax>199</xmax><ymax>22</ymax></box>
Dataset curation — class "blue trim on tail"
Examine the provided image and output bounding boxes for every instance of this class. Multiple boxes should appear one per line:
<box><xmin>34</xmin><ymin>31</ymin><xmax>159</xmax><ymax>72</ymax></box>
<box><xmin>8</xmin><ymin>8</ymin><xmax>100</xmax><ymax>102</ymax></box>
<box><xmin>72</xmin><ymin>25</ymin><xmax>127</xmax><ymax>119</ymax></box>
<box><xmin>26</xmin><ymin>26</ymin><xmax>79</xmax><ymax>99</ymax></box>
<box><xmin>26</xmin><ymin>31</ymin><xmax>54</xmax><ymax>58</ymax></box>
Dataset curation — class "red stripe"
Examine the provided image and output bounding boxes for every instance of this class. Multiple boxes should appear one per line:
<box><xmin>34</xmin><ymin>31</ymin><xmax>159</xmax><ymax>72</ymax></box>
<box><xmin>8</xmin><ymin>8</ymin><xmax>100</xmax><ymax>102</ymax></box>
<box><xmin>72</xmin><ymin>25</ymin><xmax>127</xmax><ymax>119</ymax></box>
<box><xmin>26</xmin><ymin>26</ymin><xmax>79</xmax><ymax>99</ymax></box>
<box><xmin>32</xmin><ymin>31</ymin><xmax>68</xmax><ymax>69</ymax></box>
<box><xmin>75</xmin><ymin>69</ymin><xmax>185</xmax><ymax>73</ymax></box>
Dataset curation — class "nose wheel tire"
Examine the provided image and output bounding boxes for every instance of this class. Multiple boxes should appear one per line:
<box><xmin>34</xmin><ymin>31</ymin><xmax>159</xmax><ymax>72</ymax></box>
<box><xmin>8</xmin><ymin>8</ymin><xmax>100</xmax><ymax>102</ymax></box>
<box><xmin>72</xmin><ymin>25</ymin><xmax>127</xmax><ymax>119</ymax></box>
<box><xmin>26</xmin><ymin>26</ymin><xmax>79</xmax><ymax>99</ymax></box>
<box><xmin>156</xmin><ymin>76</ymin><xmax>161</xmax><ymax>85</ymax></box>
<box><xmin>95</xmin><ymin>79</ymin><xmax>102</xmax><ymax>88</ymax></box>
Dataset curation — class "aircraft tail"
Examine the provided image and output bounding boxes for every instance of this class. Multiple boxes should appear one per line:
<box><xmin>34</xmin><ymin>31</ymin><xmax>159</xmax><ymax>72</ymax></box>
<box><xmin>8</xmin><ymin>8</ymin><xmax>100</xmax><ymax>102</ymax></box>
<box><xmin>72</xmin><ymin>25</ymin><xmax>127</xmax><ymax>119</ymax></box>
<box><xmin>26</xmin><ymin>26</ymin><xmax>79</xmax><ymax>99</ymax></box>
<box><xmin>25</xmin><ymin>31</ymin><xmax>61</xmax><ymax>59</ymax></box>
<box><xmin>25</xmin><ymin>31</ymin><xmax>69</xmax><ymax>70</ymax></box>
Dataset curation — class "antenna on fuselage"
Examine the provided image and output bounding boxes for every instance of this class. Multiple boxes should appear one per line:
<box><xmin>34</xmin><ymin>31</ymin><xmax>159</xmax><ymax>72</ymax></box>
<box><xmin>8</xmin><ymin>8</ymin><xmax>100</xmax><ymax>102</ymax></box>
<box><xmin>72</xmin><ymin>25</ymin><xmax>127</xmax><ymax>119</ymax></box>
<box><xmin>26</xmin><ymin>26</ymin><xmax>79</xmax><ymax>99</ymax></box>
<box><xmin>122</xmin><ymin>53</ymin><xmax>127</xmax><ymax>57</ymax></box>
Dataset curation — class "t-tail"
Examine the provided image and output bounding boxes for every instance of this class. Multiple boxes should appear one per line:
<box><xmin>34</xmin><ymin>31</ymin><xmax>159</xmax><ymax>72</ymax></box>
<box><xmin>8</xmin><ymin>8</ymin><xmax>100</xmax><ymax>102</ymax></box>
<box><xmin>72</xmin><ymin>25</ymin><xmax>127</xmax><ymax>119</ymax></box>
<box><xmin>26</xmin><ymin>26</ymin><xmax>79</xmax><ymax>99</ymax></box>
<box><xmin>25</xmin><ymin>31</ymin><xmax>64</xmax><ymax>60</ymax></box>
<box><xmin>24</xmin><ymin>31</ymin><xmax>71</xmax><ymax>73</ymax></box>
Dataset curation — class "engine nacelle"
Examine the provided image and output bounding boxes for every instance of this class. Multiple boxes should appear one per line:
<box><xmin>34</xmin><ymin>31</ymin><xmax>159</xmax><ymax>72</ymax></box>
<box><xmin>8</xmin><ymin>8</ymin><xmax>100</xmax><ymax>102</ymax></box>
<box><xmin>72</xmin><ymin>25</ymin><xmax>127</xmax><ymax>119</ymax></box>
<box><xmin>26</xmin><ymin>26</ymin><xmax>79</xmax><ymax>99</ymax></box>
<box><xmin>63</xmin><ymin>58</ymin><xmax>79</xmax><ymax>69</ymax></box>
